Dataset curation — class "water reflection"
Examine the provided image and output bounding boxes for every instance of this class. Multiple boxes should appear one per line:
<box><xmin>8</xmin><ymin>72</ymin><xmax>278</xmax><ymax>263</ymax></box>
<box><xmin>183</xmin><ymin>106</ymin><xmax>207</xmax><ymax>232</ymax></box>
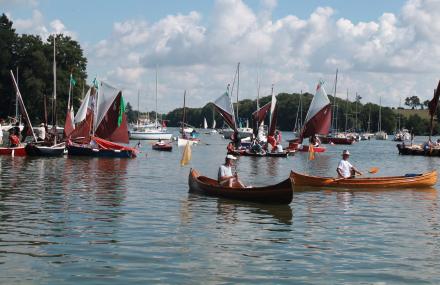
<box><xmin>181</xmin><ymin>193</ymin><xmax>293</xmax><ymax>225</ymax></box>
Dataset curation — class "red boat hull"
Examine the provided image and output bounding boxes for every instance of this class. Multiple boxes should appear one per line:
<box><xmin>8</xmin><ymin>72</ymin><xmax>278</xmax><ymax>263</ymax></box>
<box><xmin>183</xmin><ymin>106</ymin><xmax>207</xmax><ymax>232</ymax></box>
<box><xmin>0</xmin><ymin>146</ymin><xmax>27</xmax><ymax>156</ymax></box>
<box><xmin>152</xmin><ymin>143</ymin><xmax>173</xmax><ymax>151</ymax></box>
<box><xmin>319</xmin><ymin>136</ymin><xmax>354</xmax><ymax>145</ymax></box>
<box><xmin>287</xmin><ymin>142</ymin><xmax>326</xmax><ymax>153</ymax></box>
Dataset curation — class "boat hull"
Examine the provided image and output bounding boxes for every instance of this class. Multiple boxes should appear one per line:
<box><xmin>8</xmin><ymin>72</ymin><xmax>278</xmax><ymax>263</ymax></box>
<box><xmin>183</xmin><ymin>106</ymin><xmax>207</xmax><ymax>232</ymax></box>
<box><xmin>396</xmin><ymin>143</ymin><xmax>440</xmax><ymax>156</ymax></box>
<box><xmin>319</xmin><ymin>136</ymin><xmax>354</xmax><ymax>145</ymax></box>
<box><xmin>229</xmin><ymin>149</ymin><xmax>293</xmax><ymax>158</ymax></box>
<box><xmin>67</xmin><ymin>144</ymin><xmax>135</xmax><ymax>158</ymax></box>
<box><xmin>25</xmin><ymin>143</ymin><xmax>65</xmax><ymax>157</ymax></box>
<box><xmin>129</xmin><ymin>131</ymin><xmax>173</xmax><ymax>140</ymax></box>
<box><xmin>291</xmin><ymin>170</ymin><xmax>437</xmax><ymax>188</ymax></box>
<box><xmin>152</xmin><ymin>143</ymin><xmax>173</xmax><ymax>151</ymax></box>
<box><xmin>287</xmin><ymin>142</ymin><xmax>326</xmax><ymax>153</ymax></box>
<box><xmin>0</xmin><ymin>146</ymin><xmax>26</xmax><ymax>156</ymax></box>
<box><xmin>188</xmin><ymin>169</ymin><xmax>293</xmax><ymax>204</ymax></box>
<box><xmin>177</xmin><ymin>137</ymin><xmax>199</xmax><ymax>147</ymax></box>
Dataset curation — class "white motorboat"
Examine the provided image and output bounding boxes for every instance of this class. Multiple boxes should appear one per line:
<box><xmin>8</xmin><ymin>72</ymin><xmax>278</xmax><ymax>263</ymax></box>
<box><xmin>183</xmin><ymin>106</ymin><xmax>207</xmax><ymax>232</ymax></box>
<box><xmin>129</xmin><ymin>126</ymin><xmax>172</xmax><ymax>140</ymax></box>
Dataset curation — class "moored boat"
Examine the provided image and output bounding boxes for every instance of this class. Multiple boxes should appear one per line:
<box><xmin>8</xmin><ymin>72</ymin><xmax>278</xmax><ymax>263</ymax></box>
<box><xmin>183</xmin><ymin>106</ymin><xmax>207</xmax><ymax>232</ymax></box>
<box><xmin>228</xmin><ymin>149</ymin><xmax>293</xmax><ymax>158</ymax></box>
<box><xmin>291</xmin><ymin>170</ymin><xmax>437</xmax><ymax>188</ymax></box>
<box><xmin>0</xmin><ymin>146</ymin><xmax>26</xmax><ymax>156</ymax></box>
<box><xmin>188</xmin><ymin>169</ymin><xmax>293</xmax><ymax>204</ymax></box>
<box><xmin>152</xmin><ymin>141</ymin><xmax>172</xmax><ymax>151</ymax></box>
<box><xmin>319</xmin><ymin>135</ymin><xmax>354</xmax><ymax>145</ymax></box>
<box><xmin>286</xmin><ymin>141</ymin><xmax>326</xmax><ymax>153</ymax></box>
<box><xmin>25</xmin><ymin>142</ymin><xmax>65</xmax><ymax>157</ymax></box>
<box><xmin>67</xmin><ymin>136</ymin><xmax>137</xmax><ymax>158</ymax></box>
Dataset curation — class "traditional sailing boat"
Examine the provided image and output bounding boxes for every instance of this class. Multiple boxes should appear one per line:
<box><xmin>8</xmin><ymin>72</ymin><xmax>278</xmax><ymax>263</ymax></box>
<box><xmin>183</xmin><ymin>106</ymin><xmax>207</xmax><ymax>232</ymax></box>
<box><xmin>26</xmin><ymin>36</ymin><xmax>66</xmax><ymax>156</ymax></box>
<box><xmin>393</xmin><ymin>98</ymin><xmax>410</xmax><ymax>141</ymax></box>
<box><xmin>177</xmin><ymin>90</ymin><xmax>200</xmax><ymax>147</ymax></box>
<box><xmin>66</xmin><ymin>80</ymin><xmax>137</xmax><ymax>158</ymax></box>
<box><xmin>0</xmin><ymin>71</ymin><xmax>36</xmax><ymax>156</ymax></box>
<box><xmin>287</xmin><ymin>80</ymin><xmax>331</xmax><ymax>152</ymax></box>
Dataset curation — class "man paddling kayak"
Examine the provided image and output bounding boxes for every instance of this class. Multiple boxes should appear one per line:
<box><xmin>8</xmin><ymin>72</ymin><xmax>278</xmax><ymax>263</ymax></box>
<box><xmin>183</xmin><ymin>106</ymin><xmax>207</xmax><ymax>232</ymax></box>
<box><xmin>337</xmin><ymin>150</ymin><xmax>362</xmax><ymax>178</ymax></box>
<box><xmin>218</xmin><ymin>154</ymin><xmax>244</xmax><ymax>187</ymax></box>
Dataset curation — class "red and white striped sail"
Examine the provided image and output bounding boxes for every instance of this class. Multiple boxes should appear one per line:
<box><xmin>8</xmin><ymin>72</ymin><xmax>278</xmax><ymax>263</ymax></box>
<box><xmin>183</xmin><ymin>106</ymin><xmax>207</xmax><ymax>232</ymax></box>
<box><xmin>268</xmin><ymin>85</ymin><xmax>278</xmax><ymax>136</ymax></box>
<box><xmin>213</xmin><ymin>92</ymin><xmax>236</xmax><ymax>131</ymax></box>
<box><xmin>300</xmin><ymin>81</ymin><xmax>332</xmax><ymax>139</ymax></box>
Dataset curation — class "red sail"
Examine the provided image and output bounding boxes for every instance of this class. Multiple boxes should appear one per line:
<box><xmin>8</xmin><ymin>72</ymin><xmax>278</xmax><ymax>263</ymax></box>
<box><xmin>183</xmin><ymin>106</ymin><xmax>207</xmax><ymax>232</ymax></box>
<box><xmin>429</xmin><ymin>80</ymin><xmax>440</xmax><ymax>117</ymax></box>
<box><xmin>301</xmin><ymin>104</ymin><xmax>332</xmax><ymax>138</ymax></box>
<box><xmin>268</xmin><ymin>103</ymin><xmax>278</xmax><ymax>136</ymax></box>
<box><xmin>213</xmin><ymin>105</ymin><xmax>236</xmax><ymax>131</ymax></box>
<box><xmin>69</xmin><ymin>111</ymin><xmax>93</xmax><ymax>140</ymax></box>
<box><xmin>95</xmin><ymin>92</ymin><xmax>129</xmax><ymax>144</ymax></box>
<box><xmin>252</xmin><ymin>102</ymin><xmax>271</xmax><ymax>127</ymax></box>
<box><xmin>64</xmin><ymin>108</ymin><xmax>74</xmax><ymax>137</ymax></box>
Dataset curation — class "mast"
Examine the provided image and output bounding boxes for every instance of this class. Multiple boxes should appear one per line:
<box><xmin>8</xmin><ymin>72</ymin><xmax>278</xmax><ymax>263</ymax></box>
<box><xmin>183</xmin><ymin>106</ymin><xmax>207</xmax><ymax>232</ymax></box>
<box><xmin>52</xmin><ymin>35</ymin><xmax>57</xmax><ymax>144</ymax></box>
<box><xmin>236</xmin><ymin>62</ymin><xmax>240</xmax><ymax>128</ymax></box>
<box><xmin>355</xmin><ymin>92</ymin><xmax>358</xmax><ymax>132</ymax></box>
<box><xmin>182</xmin><ymin>90</ymin><xmax>186</xmax><ymax>136</ymax></box>
<box><xmin>155</xmin><ymin>67</ymin><xmax>158</xmax><ymax>128</ymax></box>
<box><xmin>15</xmin><ymin>67</ymin><xmax>18</xmax><ymax>121</ymax></box>
<box><xmin>331</xmin><ymin>69</ymin><xmax>338</xmax><ymax>134</ymax></box>
<box><xmin>398</xmin><ymin>97</ymin><xmax>401</xmax><ymax>130</ymax></box>
<box><xmin>137</xmin><ymin>89</ymin><xmax>140</xmax><ymax>127</ymax></box>
<box><xmin>378</xmin><ymin>97</ymin><xmax>382</xmax><ymax>132</ymax></box>
<box><xmin>345</xmin><ymin>89</ymin><xmax>349</xmax><ymax>134</ymax></box>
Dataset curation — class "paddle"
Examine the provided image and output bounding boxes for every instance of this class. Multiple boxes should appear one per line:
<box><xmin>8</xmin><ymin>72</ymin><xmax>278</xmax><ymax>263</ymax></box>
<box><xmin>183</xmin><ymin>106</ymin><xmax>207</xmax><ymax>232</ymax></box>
<box><xmin>324</xmin><ymin>167</ymin><xmax>379</xmax><ymax>184</ymax></box>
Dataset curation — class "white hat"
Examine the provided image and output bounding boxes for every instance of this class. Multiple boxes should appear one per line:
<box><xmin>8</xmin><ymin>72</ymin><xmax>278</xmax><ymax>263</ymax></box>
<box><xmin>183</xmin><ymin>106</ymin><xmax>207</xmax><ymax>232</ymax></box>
<box><xmin>226</xmin><ymin>154</ymin><xmax>237</xmax><ymax>160</ymax></box>
<box><xmin>342</xmin><ymin>150</ymin><xmax>350</xmax><ymax>155</ymax></box>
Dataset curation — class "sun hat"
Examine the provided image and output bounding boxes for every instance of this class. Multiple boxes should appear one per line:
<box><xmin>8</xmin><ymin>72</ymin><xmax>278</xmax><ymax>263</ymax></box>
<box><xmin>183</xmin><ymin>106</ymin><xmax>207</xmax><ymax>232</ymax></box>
<box><xmin>226</xmin><ymin>154</ymin><xmax>237</xmax><ymax>160</ymax></box>
<box><xmin>342</xmin><ymin>150</ymin><xmax>350</xmax><ymax>155</ymax></box>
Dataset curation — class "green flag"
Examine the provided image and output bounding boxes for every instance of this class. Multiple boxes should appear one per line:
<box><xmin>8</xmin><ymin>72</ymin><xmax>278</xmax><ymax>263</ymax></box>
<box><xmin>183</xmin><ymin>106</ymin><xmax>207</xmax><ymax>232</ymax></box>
<box><xmin>118</xmin><ymin>95</ymin><xmax>126</xmax><ymax>127</ymax></box>
<box><xmin>70</xmin><ymin>74</ymin><xmax>76</xmax><ymax>86</ymax></box>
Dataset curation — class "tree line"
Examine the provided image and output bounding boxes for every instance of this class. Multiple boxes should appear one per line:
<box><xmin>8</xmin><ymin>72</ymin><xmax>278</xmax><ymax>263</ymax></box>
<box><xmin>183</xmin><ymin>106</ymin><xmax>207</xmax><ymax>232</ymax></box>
<box><xmin>0</xmin><ymin>14</ymin><xmax>87</xmax><ymax>125</ymax></box>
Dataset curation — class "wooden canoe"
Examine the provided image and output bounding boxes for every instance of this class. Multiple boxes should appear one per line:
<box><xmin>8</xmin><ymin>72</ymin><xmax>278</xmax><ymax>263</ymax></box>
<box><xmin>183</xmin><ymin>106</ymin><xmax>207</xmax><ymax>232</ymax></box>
<box><xmin>188</xmin><ymin>169</ymin><xmax>293</xmax><ymax>204</ymax></box>
<box><xmin>291</xmin><ymin>170</ymin><xmax>438</xmax><ymax>188</ymax></box>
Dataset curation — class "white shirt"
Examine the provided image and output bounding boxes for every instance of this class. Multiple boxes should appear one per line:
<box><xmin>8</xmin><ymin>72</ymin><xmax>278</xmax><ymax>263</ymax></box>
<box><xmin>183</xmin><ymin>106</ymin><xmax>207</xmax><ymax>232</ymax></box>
<box><xmin>337</xmin><ymin>159</ymin><xmax>353</xmax><ymax>178</ymax></box>
<box><xmin>218</xmin><ymin>165</ymin><xmax>233</xmax><ymax>181</ymax></box>
<box><xmin>276</xmin><ymin>144</ymin><xmax>283</xmax><ymax>152</ymax></box>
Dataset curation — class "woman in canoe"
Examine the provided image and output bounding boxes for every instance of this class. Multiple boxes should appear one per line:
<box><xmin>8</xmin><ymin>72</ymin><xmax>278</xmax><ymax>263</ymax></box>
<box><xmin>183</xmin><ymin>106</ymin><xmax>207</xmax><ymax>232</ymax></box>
<box><xmin>337</xmin><ymin>150</ymin><xmax>363</xmax><ymax>178</ymax></box>
<box><xmin>218</xmin><ymin>154</ymin><xmax>244</xmax><ymax>187</ymax></box>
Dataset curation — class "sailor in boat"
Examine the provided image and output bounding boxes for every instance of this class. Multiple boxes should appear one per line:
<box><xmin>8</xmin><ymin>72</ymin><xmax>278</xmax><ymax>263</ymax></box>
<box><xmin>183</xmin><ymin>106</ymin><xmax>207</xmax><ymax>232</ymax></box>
<box><xmin>337</xmin><ymin>150</ymin><xmax>362</xmax><ymax>178</ymax></box>
<box><xmin>227</xmin><ymin>142</ymin><xmax>235</xmax><ymax>153</ymax></box>
<box><xmin>309</xmin><ymin>135</ymin><xmax>321</xmax><ymax>147</ymax></box>
<box><xmin>250</xmin><ymin>138</ymin><xmax>265</xmax><ymax>155</ymax></box>
<box><xmin>218</xmin><ymin>154</ymin><xmax>244</xmax><ymax>187</ymax></box>
<box><xmin>8</xmin><ymin>128</ymin><xmax>19</xmax><ymax>147</ymax></box>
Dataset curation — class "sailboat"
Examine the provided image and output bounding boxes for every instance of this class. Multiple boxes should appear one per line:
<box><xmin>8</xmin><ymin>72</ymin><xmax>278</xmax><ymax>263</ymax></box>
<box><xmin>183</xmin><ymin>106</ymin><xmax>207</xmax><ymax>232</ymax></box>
<box><xmin>213</xmin><ymin>87</ymin><xmax>238</xmax><ymax>139</ymax></box>
<box><xmin>129</xmin><ymin>69</ymin><xmax>173</xmax><ymax>140</ymax></box>
<box><xmin>210</xmin><ymin>106</ymin><xmax>217</xmax><ymax>134</ymax></box>
<box><xmin>287</xmin><ymin>80</ymin><xmax>331</xmax><ymax>152</ymax></box>
<box><xmin>66</xmin><ymin>80</ymin><xmax>137</xmax><ymax>158</ymax></box>
<box><xmin>177</xmin><ymin>90</ymin><xmax>200</xmax><ymax>147</ymax></box>
<box><xmin>393</xmin><ymin>98</ymin><xmax>410</xmax><ymax>141</ymax></box>
<box><xmin>222</xmin><ymin>63</ymin><xmax>253</xmax><ymax>140</ymax></box>
<box><xmin>26</xmin><ymin>36</ymin><xmax>66</xmax><ymax>156</ymax></box>
<box><xmin>375</xmin><ymin>97</ymin><xmax>388</xmax><ymax>140</ymax></box>
<box><xmin>0</xmin><ymin>71</ymin><xmax>36</xmax><ymax>156</ymax></box>
<box><xmin>319</xmin><ymin>70</ymin><xmax>354</xmax><ymax>145</ymax></box>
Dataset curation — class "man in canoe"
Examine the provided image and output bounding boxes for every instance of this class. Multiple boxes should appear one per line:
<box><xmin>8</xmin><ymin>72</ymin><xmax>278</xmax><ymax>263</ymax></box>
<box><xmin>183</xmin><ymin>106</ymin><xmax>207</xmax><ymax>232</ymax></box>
<box><xmin>337</xmin><ymin>150</ymin><xmax>362</xmax><ymax>178</ymax></box>
<box><xmin>218</xmin><ymin>154</ymin><xmax>244</xmax><ymax>187</ymax></box>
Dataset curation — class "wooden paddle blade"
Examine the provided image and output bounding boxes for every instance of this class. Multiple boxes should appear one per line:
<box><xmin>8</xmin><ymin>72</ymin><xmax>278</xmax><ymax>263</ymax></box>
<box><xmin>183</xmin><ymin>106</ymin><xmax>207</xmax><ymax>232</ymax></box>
<box><xmin>369</xmin><ymin>167</ymin><xmax>379</xmax><ymax>174</ymax></box>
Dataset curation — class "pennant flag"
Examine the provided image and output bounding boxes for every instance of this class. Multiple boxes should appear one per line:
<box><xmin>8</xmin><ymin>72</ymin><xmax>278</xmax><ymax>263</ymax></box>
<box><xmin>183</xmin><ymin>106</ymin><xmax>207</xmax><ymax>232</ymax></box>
<box><xmin>180</xmin><ymin>142</ymin><xmax>192</xmax><ymax>166</ymax></box>
<box><xmin>308</xmin><ymin>144</ymin><xmax>315</xmax><ymax>160</ymax></box>
<box><xmin>70</xmin><ymin>74</ymin><xmax>77</xmax><ymax>86</ymax></box>
<box><xmin>118</xmin><ymin>95</ymin><xmax>126</xmax><ymax>127</ymax></box>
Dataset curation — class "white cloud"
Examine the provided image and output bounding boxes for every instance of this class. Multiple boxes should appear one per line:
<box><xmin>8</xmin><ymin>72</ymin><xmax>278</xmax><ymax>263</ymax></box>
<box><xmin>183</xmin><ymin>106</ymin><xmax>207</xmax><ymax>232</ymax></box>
<box><xmin>75</xmin><ymin>0</ymin><xmax>440</xmax><ymax>111</ymax></box>
<box><xmin>10</xmin><ymin>9</ymin><xmax>76</xmax><ymax>40</ymax></box>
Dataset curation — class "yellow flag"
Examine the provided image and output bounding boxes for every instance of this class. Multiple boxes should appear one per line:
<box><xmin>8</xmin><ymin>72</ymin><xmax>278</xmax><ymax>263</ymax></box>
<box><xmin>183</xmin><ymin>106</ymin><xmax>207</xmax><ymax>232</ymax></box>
<box><xmin>308</xmin><ymin>144</ymin><xmax>315</xmax><ymax>160</ymax></box>
<box><xmin>180</xmin><ymin>142</ymin><xmax>192</xmax><ymax>166</ymax></box>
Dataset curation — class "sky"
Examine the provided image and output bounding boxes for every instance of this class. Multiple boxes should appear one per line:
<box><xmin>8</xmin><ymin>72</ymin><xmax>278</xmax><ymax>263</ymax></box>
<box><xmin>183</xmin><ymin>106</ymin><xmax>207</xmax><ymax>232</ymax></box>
<box><xmin>3</xmin><ymin>0</ymin><xmax>440</xmax><ymax>113</ymax></box>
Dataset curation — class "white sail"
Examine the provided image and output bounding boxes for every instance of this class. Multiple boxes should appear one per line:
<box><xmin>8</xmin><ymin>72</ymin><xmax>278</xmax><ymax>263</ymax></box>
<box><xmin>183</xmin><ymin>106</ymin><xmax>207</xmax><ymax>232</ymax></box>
<box><xmin>304</xmin><ymin>81</ymin><xmax>330</xmax><ymax>125</ymax></box>
<box><xmin>203</xmin><ymin>117</ymin><xmax>208</xmax><ymax>129</ymax></box>
<box><xmin>213</xmin><ymin>92</ymin><xmax>236</xmax><ymax>130</ymax></box>
<box><xmin>269</xmin><ymin>85</ymin><xmax>277</xmax><ymax>129</ymax></box>
<box><xmin>74</xmin><ymin>88</ymin><xmax>91</xmax><ymax>124</ymax></box>
<box><xmin>95</xmin><ymin>81</ymin><xmax>120</xmax><ymax>131</ymax></box>
<box><xmin>212</xmin><ymin>120</ymin><xmax>216</xmax><ymax>129</ymax></box>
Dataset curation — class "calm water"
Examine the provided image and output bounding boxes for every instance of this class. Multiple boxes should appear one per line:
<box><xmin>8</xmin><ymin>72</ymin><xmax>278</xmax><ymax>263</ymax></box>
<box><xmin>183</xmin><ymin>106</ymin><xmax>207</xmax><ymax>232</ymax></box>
<box><xmin>0</xmin><ymin>130</ymin><xmax>440</xmax><ymax>284</ymax></box>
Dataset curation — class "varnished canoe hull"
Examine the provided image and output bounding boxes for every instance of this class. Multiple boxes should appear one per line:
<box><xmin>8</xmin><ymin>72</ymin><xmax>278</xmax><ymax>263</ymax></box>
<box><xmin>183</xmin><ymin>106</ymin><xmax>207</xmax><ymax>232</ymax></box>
<box><xmin>188</xmin><ymin>169</ymin><xmax>293</xmax><ymax>204</ymax></box>
<box><xmin>291</xmin><ymin>171</ymin><xmax>437</xmax><ymax>188</ymax></box>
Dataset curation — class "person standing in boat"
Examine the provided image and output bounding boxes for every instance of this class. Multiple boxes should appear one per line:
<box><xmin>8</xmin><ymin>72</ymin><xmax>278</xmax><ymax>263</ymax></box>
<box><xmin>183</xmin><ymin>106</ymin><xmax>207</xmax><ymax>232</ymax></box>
<box><xmin>337</xmin><ymin>150</ymin><xmax>362</xmax><ymax>178</ymax></box>
<box><xmin>218</xmin><ymin>154</ymin><xmax>244</xmax><ymax>187</ymax></box>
